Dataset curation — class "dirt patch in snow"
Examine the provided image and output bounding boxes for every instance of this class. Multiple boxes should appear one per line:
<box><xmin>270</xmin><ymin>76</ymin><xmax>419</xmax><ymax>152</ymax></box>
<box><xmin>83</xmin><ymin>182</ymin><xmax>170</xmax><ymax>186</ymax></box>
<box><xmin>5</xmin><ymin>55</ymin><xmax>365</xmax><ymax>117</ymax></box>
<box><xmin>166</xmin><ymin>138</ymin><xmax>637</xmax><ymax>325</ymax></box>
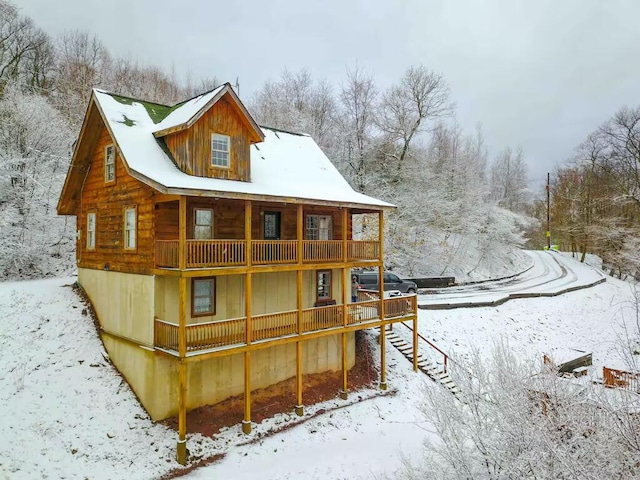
<box><xmin>164</xmin><ymin>330</ymin><xmax>379</xmax><ymax>438</ymax></box>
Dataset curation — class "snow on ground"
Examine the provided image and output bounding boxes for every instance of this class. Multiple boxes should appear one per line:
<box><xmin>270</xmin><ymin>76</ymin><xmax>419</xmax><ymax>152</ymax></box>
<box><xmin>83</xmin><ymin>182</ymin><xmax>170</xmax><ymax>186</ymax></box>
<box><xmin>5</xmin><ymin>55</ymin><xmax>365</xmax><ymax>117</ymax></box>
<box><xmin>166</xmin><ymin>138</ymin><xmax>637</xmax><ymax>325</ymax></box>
<box><xmin>416</xmin><ymin>256</ymin><xmax>637</xmax><ymax>373</ymax></box>
<box><xmin>1</xmin><ymin>253</ymin><xmax>638</xmax><ymax>479</ymax></box>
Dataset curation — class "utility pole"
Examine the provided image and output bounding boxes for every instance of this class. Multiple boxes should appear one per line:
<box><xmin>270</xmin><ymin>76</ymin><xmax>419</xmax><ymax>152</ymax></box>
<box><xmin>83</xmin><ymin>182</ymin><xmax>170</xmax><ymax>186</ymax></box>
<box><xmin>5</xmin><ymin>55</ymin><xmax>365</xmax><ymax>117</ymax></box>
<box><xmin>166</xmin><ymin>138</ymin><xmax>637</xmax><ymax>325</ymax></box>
<box><xmin>546</xmin><ymin>172</ymin><xmax>551</xmax><ymax>250</ymax></box>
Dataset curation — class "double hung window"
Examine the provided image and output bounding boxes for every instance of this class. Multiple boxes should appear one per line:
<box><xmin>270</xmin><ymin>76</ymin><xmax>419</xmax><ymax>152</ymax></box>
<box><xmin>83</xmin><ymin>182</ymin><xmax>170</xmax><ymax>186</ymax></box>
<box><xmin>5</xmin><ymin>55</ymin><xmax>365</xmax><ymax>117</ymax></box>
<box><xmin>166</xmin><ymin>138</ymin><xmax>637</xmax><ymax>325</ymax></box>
<box><xmin>211</xmin><ymin>134</ymin><xmax>230</xmax><ymax>168</ymax></box>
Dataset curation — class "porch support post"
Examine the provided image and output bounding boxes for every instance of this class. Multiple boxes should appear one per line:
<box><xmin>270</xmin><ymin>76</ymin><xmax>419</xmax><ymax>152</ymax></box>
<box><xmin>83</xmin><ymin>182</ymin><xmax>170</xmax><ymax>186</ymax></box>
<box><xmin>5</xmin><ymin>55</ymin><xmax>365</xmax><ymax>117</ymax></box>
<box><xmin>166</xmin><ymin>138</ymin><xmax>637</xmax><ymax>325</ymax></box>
<box><xmin>295</xmin><ymin>341</ymin><xmax>303</xmax><ymax>416</ymax></box>
<box><xmin>179</xmin><ymin>196</ymin><xmax>186</xmax><ymax>270</ymax></box>
<box><xmin>176</xmin><ymin>275</ymin><xmax>187</xmax><ymax>464</ymax></box>
<box><xmin>378</xmin><ymin>210</ymin><xmax>387</xmax><ymax>391</ymax></box>
<box><xmin>295</xmin><ymin>203</ymin><xmax>304</xmax><ymax>416</ymax></box>
<box><xmin>413</xmin><ymin>316</ymin><xmax>419</xmax><ymax>372</ymax></box>
<box><xmin>297</xmin><ymin>204</ymin><xmax>303</xmax><ymax>264</ymax></box>
<box><xmin>295</xmin><ymin>267</ymin><xmax>304</xmax><ymax>416</ymax></box>
<box><xmin>245</xmin><ymin>200</ymin><xmax>252</xmax><ymax>267</ymax></box>
<box><xmin>340</xmin><ymin>267</ymin><xmax>348</xmax><ymax>400</ymax></box>
<box><xmin>243</xmin><ymin>351</ymin><xmax>251</xmax><ymax>434</ymax></box>
<box><xmin>342</xmin><ymin>207</ymin><xmax>348</xmax><ymax>263</ymax></box>
<box><xmin>244</xmin><ymin>245</ymin><xmax>252</xmax><ymax>433</ymax></box>
<box><xmin>340</xmin><ymin>332</ymin><xmax>348</xmax><ymax>399</ymax></box>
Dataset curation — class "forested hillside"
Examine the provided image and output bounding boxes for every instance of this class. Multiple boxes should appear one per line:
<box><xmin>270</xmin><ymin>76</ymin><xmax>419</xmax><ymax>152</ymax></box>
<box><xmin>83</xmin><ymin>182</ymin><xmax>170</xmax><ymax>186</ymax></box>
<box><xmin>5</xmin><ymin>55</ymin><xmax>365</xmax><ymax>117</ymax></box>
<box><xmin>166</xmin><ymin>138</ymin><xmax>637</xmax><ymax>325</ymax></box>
<box><xmin>10</xmin><ymin>0</ymin><xmax>639</xmax><ymax>282</ymax></box>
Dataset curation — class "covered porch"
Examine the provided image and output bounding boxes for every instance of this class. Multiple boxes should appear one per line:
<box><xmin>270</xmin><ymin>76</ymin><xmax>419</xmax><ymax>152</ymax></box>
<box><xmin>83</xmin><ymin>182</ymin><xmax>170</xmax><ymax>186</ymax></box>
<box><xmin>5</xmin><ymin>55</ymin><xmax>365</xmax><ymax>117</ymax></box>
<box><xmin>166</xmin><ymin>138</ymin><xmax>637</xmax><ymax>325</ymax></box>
<box><xmin>153</xmin><ymin>196</ymin><xmax>382</xmax><ymax>270</ymax></box>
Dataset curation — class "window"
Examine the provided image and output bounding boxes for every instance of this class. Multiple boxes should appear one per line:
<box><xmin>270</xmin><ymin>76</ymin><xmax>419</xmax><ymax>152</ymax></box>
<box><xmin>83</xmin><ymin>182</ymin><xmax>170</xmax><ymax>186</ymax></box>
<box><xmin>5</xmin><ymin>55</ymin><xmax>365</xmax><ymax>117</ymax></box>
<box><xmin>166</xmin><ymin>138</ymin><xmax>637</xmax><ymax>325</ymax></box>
<box><xmin>192</xmin><ymin>278</ymin><xmax>215</xmax><ymax>316</ymax></box>
<box><xmin>124</xmin><ymin>206</ymin><xmax>136</xmax><ymax>250</ymax></box>
<box><xmin>211</xmin><ymin>133</ymin><xmax>230</xmax><ymax>168</ymax></box>
<box><xmin>86</xmin><ymin>212</ymin><xmax>96</xmax><ymax>250</ymax></box>
<box><xmin>305</xmin><ymin>215</ymin><xmax>332</xmax><ymax>240</ymax></box>
<box><xmin>316</xmin><ymin>270</ymin><xmax>332</xmax><ymax>301</ymax></box>
<box><xmin>194</xmin><ymin>208</ymin><xmax>213</xmax><ymax>239</ymax></box>
<box><xmin>105</xmin><ymin>145</ymin><xmax>115</xmax><ymax>182</ymax></box>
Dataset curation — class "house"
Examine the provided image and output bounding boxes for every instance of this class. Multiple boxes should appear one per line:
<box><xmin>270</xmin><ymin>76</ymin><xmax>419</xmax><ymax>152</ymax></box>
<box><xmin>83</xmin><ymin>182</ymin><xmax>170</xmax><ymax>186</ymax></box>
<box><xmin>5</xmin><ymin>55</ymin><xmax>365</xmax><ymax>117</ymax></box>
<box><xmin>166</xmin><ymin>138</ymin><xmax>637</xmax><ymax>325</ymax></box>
<box><xmin>57</xmin><ymin>83</ymin><xmax>418</xmax><ymax>464</ymax></box>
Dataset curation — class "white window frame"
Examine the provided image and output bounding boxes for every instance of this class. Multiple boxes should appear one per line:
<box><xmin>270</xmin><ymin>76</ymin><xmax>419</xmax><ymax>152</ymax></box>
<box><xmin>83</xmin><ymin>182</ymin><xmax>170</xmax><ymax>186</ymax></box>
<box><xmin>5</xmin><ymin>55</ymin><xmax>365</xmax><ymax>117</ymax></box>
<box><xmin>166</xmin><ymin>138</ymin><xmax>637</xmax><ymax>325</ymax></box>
<box><xmin>105</xmin><ymin>144</ymin><xmax>115</xmax><ymax>183</ymax></box>
<box><xmin>86</xmin><ymin>212</ymin><xmax>96</xmax><ymax>251</ymax></box>
<box><xmin>211</xmin><ymin>133</ymin><xmax>230</xmax><ymax>168</ymax></box>
<box><xmin>194</xmin><ymin>208</ymin><xmax>213</xmax><ymax>239</ymax></box>
<box><xmin>305</xmin><ymin>215</ymin><xmax>333</xmax><ymax>240</ymax></box>
<box><xmin>124</xmin><ymin>206</ymin><xmax>137</xmax><ymax>250</ymax></box>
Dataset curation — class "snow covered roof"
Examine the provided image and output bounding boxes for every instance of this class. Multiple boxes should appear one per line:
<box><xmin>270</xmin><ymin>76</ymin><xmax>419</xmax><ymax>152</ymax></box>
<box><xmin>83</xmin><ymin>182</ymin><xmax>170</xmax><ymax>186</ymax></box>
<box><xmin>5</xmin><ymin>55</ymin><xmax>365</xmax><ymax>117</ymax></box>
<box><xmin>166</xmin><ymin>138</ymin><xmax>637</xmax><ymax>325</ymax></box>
<box><xmin>87</xmin><ymin>87</ymin><xmax>393</xmax><ymax>210</ymax></box>
<box><xmin>151</xmin><ymin>85</ymin><xmax>226</xmax><ymax>134</ymax></box>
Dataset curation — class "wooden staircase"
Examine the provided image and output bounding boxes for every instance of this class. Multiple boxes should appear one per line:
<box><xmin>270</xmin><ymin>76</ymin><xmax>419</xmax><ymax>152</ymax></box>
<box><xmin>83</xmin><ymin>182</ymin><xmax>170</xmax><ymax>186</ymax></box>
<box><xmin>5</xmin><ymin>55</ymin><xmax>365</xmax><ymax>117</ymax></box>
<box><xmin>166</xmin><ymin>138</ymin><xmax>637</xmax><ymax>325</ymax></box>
<box><xmin>385</xmin><ymin>328</ymin><xmax>460</xmax><ymax>396</ymax></box>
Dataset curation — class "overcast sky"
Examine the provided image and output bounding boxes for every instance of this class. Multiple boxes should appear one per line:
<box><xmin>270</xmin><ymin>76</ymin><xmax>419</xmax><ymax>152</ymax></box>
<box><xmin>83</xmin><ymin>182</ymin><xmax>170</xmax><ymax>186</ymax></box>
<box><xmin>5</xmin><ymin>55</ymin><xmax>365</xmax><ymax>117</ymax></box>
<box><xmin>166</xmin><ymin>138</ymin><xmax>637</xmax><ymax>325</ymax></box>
<box><xmin>17</xmin><ymin>0</ymin><xmax>640</xmax><ymax>190</ymax></box>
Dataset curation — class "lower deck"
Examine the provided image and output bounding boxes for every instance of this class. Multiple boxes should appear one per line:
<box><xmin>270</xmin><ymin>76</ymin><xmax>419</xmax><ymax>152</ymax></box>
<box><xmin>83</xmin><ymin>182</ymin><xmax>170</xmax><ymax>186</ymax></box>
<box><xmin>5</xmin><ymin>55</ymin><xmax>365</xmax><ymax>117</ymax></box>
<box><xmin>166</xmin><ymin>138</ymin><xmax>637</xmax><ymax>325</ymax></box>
<box><xmin>154</xmin><ymin>295</ymin><xmax>417</xmax><ymax>356</ymax></box>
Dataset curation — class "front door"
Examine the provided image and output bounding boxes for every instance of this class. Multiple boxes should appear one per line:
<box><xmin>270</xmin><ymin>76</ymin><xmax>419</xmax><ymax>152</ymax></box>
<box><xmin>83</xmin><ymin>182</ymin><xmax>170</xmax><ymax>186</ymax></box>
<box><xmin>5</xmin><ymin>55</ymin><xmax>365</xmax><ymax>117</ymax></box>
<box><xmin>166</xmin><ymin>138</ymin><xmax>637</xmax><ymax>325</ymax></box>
<box><xmin>263</xmin><ymin>211</ymin><xmax>281</xmax><ymax>240</ymax></box>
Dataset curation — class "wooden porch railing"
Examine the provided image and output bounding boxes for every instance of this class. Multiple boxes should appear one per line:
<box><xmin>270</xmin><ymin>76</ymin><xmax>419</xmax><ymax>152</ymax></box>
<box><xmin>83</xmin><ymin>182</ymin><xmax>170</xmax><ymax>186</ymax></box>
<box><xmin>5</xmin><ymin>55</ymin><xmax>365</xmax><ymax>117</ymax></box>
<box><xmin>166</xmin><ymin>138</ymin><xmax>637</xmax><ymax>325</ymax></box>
<box><xmin>385</xmin><ymin>295</ymin><xmax>417</xmax><ymax>319</ymax></box>
<box><xmin>154</xmin><ymin>318</ymin><xmax>179</xmax><ymax>350</ymax></box>
<box><xmin>186</xmin><ymin>240</ymin><xmax>246</xmax><ymax>268</ymax></box>
<box><xmin>251</xmin><ymin>310</ymin><xmax>297</xmax><ymax>341</ymax></box>
<box><xmin>347</xmin><ymin>299</ymin><xmax>380</xmax><ymax>325</ymax></box>
<box><xmin>156</xmin><ymin>240</ymin><xmax>179</xmax><ymax>268</ymax></box>
<box><xmin>154</xmin><ymin>296</ymin><xmax>417</xmax><ymax>354</ymax></box>
<box><xmin>251</xmin><ymin>240</ymin><xmax>298</xmax><ymax>265</ymax></box>
<box><xmin>155</xmin><ymin>239</ymin><xmax>381</xmax><ymax>268</ymax></box>
<box><xmin>347</xmin><ymin>240</ymin><xmax>380</xmax><ymax>261</ymax></box>
<box><xmin>302</xmin><ymin>304</ymin><xmax>344</xmax><ymax>332</ymax></box>
<box><xmin>302</xmin><ymin>240</ymin><xmax>343</xmax><ymax>263</ymax></box>
<box><xmin>154</xmin><ymin>317</ymin><xmax>246</xmax><ymax>352</ymax></box>
<box><xmin>603</xmin><ymin>366</ymin><xmax>640</xmax><ymax>392</ymax></box>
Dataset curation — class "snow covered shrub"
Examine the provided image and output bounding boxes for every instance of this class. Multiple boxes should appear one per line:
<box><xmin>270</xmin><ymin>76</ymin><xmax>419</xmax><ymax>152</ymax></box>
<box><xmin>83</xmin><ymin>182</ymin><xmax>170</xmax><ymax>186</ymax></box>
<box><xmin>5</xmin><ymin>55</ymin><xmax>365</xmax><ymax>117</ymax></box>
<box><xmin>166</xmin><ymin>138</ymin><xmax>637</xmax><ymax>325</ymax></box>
<box><xmin>403</xmin><ymin>344</ymin><xmax>640</xmax><ymax>480</ymax></box>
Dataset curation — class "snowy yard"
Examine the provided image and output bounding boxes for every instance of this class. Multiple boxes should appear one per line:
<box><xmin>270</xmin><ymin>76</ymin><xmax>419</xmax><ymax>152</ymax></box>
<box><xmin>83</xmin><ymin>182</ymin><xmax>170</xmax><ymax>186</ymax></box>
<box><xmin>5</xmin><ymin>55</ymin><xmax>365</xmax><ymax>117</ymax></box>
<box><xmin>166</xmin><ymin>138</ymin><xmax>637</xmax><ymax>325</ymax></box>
<box><xmin>0</xmin><ymin>254</ymin><xmax>638</xmax><ymax>479</ymax></box>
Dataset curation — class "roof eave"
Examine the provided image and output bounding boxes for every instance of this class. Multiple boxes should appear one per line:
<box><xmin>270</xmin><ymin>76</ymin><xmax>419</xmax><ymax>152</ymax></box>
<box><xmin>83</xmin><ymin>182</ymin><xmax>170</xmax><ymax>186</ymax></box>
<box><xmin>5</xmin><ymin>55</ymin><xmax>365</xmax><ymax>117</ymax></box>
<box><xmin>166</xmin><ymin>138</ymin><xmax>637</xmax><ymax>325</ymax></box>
<box><xmin>126</xmin><ymin>169</ymin><xmax>393</xmax><ymax>211</ymax></box>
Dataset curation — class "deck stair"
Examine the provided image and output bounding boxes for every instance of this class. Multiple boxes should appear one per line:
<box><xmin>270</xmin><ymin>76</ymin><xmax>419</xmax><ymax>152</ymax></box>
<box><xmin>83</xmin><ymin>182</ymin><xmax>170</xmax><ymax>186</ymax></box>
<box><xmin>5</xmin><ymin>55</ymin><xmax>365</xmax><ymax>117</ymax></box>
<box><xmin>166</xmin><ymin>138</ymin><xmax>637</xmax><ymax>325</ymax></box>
<box><xmin>385</xmin><ymin>328</ymin><xmax>460</xmax><ymax>396</ymax></box>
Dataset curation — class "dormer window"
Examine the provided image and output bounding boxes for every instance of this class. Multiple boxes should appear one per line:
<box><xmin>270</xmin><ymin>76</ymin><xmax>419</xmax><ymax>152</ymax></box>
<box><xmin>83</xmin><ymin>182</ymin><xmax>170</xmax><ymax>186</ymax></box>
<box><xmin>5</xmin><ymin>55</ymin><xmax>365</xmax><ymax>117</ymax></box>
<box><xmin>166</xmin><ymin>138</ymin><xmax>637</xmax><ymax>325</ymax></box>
<box><xmin>105</xmin><ymin>145</ymin><xmax>115</xmax><ymax>182</ymax></box>
<box><xmin>211</xmin><ymin>133</ymin><xmax>230</xmax><ymax>168</ymax></box>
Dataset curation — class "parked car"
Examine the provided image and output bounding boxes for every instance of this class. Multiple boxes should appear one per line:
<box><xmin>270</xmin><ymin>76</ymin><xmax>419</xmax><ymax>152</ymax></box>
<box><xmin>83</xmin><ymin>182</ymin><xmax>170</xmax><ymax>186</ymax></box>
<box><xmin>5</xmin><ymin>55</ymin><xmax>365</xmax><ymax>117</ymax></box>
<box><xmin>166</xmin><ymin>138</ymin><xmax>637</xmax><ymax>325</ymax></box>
<box><xmin>352</xmin><ymin>271</ymin><xmax>417</xmax><ymax>294</ymax></box>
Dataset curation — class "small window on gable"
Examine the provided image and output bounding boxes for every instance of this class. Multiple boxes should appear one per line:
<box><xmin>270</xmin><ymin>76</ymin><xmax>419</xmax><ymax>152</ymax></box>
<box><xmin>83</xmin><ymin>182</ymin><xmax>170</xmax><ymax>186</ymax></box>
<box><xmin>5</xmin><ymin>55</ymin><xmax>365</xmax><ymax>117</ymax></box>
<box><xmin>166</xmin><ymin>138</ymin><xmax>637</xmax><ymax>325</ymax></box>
<box><xmin>105</xmin><ymin>145</ymin><xmax>115</xmax><ymax>183</ymax></box>
<box><xmin>124</xmin><ymin>206</ymin><xmax>136</xmax><ymax>250</ymax></box>
<box><xmin>317</xmin><ymin>270</ymin><xmax>332</xmax><ymax>301</ymax></box>
<box><xmin>211</xmin><ymin>133</ymin><xmax>230</xmax><ymax>168</ymax></box>
<box><xmin>86</xmin><ymin>212</ymin><xmax>96</xmax><ymax>250</ymax></box>
<box><xmin>192</xmin><ymin>278</ymin><xmax>215</xmax><ymax>317</ymax></box>
<box><xmin>194</xmin><ymin>208</ymin><xmax>213</xmax><ymax>239</ymax></box>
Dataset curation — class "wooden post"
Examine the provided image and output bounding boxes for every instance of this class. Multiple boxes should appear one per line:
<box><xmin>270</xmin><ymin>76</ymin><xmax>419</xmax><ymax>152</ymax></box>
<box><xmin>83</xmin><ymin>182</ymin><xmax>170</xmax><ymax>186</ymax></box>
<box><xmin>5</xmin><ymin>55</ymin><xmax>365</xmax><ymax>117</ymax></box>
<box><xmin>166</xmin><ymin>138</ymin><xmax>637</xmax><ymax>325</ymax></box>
<box><xmin>378</xmin><ymin>210</ymin><xmax>387</xmax><ymax>390</ymax></box>
<box><xmin>295</xmin><ymin>341</ymin><xmax>303</xmax><ymax>416</ymax></box>
<box><xmin>243</xmin><ymin>351</ymin><xmax>251</xmax><ymax>433</ymax></box>
<box><xmin>178</xmin><ymin>196</ymin><xmax>186</xmax><ymax>270</ymax></box>
<box><xmin>177</xmin><ymin>275</ymin><xmax>187</xmax><ymax>464</ymax></box>
<box><xmin>342</xmin><ymin>207</ymin><xmax>348</xmax><ymax>263</ymax></box>
<box><xmin>245</xmin><ymin>200</ymin><xmax>252</xmax><ymax>267</ymax></box>
<box><xmin>295</xmin><ymin>203</ymin><xmax>304</xmax><ymax>416</ymax></box>
<box><xmin>340</xmin><ymin>268</ymin><xmax>348</xmax><ymax>399</ymax></box>
<box><xmin>297</xmin><ymin>204</ymin><xmax>303</xmax><ymax>264</ymax></box>
<box><xmin>413</xmin><ymin>316</ymin><xmax>418</xmax><ymax>372</ymax></box>
<box><xmin>295</xmin><ymin>268</ymin><xmax>303</xmax><ymax>416</ymax></box>
<box><xmin>341</xmin><ymin>209</ymin><xmax>349</xmax><ymax>399</ymax></box>
<box><xmin>243</xmin><ymin>200</ymin><xmax>253</xmax><ymax>434</ymax></box>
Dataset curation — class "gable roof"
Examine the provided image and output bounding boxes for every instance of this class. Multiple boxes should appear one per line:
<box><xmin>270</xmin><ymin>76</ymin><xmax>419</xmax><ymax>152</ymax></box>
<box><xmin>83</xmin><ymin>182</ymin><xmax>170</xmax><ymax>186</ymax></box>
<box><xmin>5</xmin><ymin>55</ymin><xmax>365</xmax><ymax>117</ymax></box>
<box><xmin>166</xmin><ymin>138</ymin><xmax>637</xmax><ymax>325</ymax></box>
<box><xmin>152</xmin><ymin>84</ymin><xmax>263</xmax><ymax>141</ymax></box>
<box><xmin>58</xmin><ymin>86</ymin><xmax>394</xmax><ymax>215</ymax></box>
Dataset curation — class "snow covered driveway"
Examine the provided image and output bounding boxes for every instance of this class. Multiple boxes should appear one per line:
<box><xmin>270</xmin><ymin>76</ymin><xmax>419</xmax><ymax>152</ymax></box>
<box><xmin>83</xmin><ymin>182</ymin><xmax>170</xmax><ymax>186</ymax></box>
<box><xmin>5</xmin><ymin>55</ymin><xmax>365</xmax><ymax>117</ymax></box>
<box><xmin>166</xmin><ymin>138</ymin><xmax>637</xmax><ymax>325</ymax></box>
<box><xmin>417</xmin><ymin>250</ymin><xmax>606</xmax><ymax>309</ymax></box>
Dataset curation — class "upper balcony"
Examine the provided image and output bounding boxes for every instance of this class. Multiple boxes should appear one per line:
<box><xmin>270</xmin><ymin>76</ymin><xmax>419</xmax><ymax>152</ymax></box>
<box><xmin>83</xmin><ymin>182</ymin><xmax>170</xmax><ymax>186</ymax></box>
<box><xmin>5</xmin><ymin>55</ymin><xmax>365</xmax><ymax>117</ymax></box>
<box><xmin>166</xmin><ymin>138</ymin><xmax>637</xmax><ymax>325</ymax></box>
<box><xmin>155</xmin><ymin>239</ymin><xmax>380</xmax><ymax>269</ymax></box>
<box><xmin>153</xmin><ymin>197</ymin><xmax>383</xmax><ymax>271</ymax></box>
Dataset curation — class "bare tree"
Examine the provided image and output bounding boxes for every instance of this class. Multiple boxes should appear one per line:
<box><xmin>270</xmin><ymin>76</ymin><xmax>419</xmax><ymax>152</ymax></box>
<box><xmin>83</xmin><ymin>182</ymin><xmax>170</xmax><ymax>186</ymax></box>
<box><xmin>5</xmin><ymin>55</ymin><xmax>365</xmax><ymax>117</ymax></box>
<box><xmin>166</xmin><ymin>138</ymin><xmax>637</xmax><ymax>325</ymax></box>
<box><xmin>336</xmin><ymin>65</ymin><xmax>378</xmax><ymax>192</ymax></box>
<box><xmin>490</xmin><ymin>147</ymin><xmax>529</xmax><ymax>213</ymax></box>
<box><xmin>377</xmin><ymin>65</ymin><xmax>454</xmax><ymax>181</ymax></box>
